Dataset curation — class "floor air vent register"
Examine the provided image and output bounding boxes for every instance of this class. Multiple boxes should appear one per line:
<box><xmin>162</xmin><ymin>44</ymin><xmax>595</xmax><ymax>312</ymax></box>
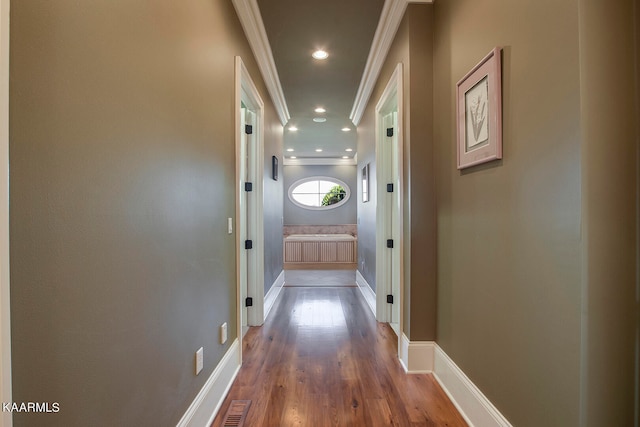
<box><xmin>221</xmin><ymin>400</ymin><xmax>251</xmax><ymax>427</ymax></box>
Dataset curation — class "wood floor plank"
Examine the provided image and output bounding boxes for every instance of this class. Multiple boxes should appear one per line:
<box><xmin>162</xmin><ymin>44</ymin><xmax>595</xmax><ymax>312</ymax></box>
<box><xmin>212</xmin><ymin>273</ymin><xmax>467</xmax><ymax>427</ymax></box>
<box><xmin>365</xmin><ymin>398</ymin><xmax>395</xmax><ymax>427</ymax></box>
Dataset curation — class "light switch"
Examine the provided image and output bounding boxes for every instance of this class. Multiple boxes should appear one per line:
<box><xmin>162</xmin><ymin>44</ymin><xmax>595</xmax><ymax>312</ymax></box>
<box><xmin>220</xmin><ymin>322</ymin><xmax>228</xmax><ymax>344</ymax></box>
<box><xmin>195</xmin><ymin>347</ymin><xmax>203</xmax><ymax>375</ymax></box>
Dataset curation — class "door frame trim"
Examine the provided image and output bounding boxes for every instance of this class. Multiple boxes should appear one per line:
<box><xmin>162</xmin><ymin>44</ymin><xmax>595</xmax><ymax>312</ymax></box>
<box><xmin>1</xmin><ymin>0</ymin><xmax>12</xmax><ymax>424</ymax></box>
<box><xmin>375</xmin><ymin>63</ymin><xmax>404</xmax><ymax>348</ymax></box>
<box><xmin>234</xmin><ymin>57</ymin><xmax>265</xmax><ymax>343</ymax></box>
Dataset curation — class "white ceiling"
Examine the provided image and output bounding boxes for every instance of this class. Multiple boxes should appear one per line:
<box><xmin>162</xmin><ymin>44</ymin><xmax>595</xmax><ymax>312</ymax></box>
<box><xmin>233</xmin><ymin>0</ymin><xmax>434</xmax><ymax>162</ymax></box>
<box><xmin>258</xmin><ymin>0</ymin><xmax>383</xmax><ymax>160</ymax></box>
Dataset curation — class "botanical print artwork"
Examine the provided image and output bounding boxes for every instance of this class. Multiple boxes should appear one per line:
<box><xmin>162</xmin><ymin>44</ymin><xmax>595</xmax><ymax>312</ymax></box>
<box><xmin>465</xmin><ymin>76</ymin><xmax>489</xmax><ymax>151</ymax></box>
<box><xmin>456</xmin><ymin>47</ymin><xmax>502</xmax><ymax>169</ymax></box>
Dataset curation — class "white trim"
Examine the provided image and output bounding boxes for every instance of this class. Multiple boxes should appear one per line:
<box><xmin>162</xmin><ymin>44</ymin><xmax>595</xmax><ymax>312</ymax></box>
<box><xmin>355</xmin><ymin>270</ymin><xmax>376</xmax><ymax>317</ymax></box>
<box><xmin>398</xmin><ymin>335</ymin><xmax>435</xmax><ymax>374</ymax></box>
<box><xmin>393</xmin><ymin>340</ymin><xmax>513</xmax><ymax>426</ymax></box>
<box><xmin>374</xmin><ymin>64</ymin><xmax>403</xmax><ymax>343</ymax></box>
<box><xmin>0</xmin><ymin>0</ymin><xmax>11</xmax><ymax>424</ymax></box>
<box><xmin>433</xmin><ymin>345</ymin><xmax>513</xmax><ymax>427</ymax></box>
<box><xmin>249</xmin><ymin>105</ymin><xmax>265</xmax><ymax>327</ymax></box>
<box><xmin>232</xmin><ymin>0</ymin><xmax>290</xmax><ymax>126</ymax></box>
<box><xmin>263</xmin><ymin>270</ymin><xmax>284</xmax><ymax>322</ymax></box>
<box><xmin>350</xmin><ymin>0</ymin><xmax>433</xmax><ymax>126</ymax></box>
<box><xmin>176</xmin><ymin>339</ymin><xmax>241</xmax><ymax>427</ymax></box>
<box><xmin>282</xmin><ymin>157</ymin><xmax>357</xmax><ymax>166</ymax></box>
<box><xmin>235</xmin><ymin>57</ymin><xmax>266</xmax><ymax>334</ymax></box>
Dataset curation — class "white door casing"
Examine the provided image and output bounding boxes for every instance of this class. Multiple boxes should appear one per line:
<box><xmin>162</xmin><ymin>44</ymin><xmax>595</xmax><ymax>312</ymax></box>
<box><xmin>235</xmin><ymin>57</ymin><xmax>265</xmax><ymax>345</ymax></box>
<box><xmin>1</xmin><ymin>0</ymin><xmax>11</xmax><ymax>424</ymax></box>
<box><xmin>239</xmin><ymin>106</ymin><xmax>249</xmax><ymax>336</ymax></box>
<box><xmin>375</xmin><ymin>63</ymin><xmax>404</xmax><ymax>351</ymax></box>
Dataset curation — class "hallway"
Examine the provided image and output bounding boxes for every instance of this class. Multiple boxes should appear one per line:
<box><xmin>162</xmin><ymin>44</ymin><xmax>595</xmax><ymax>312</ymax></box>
<box><xmin>213</xmin><ymin>272</ymin><xmax>466</xmax><ymax>426</ymax></box>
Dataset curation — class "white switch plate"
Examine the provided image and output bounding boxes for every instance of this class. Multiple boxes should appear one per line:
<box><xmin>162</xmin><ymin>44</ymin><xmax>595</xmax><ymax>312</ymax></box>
<box><xmin>220</xmin><ymin>322</ymin><xmax>228</xmax><ymax>344</ymax></box>
<box><xmin>227</xmin><ymin>218</ymin><xmax>233</xmax><ymax>234</ymax></box>
<box><xmin>195</xmin><ymin>347</ymin><xmax>203</xmax><ymax>375</ymax></box>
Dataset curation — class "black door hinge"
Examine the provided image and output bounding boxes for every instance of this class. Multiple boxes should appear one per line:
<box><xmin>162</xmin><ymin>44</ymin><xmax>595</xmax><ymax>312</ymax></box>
<box><xmin>387</xmin><ymin>183</ymin><xmax>394</xmax><ymax>193</ymax></box>
<box><xmin>386</xmin><ymin>239</ymin><xmax>394</xmax><ymax>248</ymax></box>
<box><xmin>245</xmin><ymin>124</ymin><xmax>253</xmax><ymax>135</ymax></box>
<box><xmin>387</xmin><ymin>294</ymin><xmax>394</xmax><ymax>304</ymax></box>
<box><xmin>245</xmin><ymin>182</ymin><xmax>253</xmax><ymax>192</ymax></box>
<box><xmin>245</xmin><ymin>240</ymin><xmax>253</xmax><ymax>249</ymax></box>
<box><xmin>386</xmin><ymin>127</ymin><xmax>394</xmax><ymax>137</ymax></box>
<box><xmin>245</xmin><ymin>297</ymin><xmax>253</xmax><ymax>307</ymax></box>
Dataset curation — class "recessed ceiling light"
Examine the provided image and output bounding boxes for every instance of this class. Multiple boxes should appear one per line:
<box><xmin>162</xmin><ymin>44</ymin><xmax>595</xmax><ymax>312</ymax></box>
<box><xmin>315</xmin><ymin>149</ymin><xmax>323</xmax><ymax>152</ymax></box>
<box><xmin>314</xmin><ymin>107</ymin><xmax>326</xmax><ymax>113</ymax></box>
<box><xmin>290</xmin><ymin>156</ymin><xmax>297</xmax><ymax>159</ymax></box>
<box><xmin>288</xmin><ymin>126</ymin><xmax>298</xmax><ymax>131</ymax></box>
<box><xmin>341</xmin><ymin>127</ymin><xmax>351</xmax><ymax>132</ymax></box>
<box><xmin>286</xmin><ymin>148</ymin><xmax>294</xmax><ymax>152</ymax></box>
<box><xmin>312</xmin><ymin>50</ymin><xmax>328</xmax><ymax>60</ymax></box>
<box><xmin>313</xmin><ymin>117</ymin><xmax>327</xmax><ymax>123</ymax></box>
<box><xmin>345</xmin><ymin>148</ymin><xmax>353</xmax><ymax>152</ymax></box>
<box><xmin>342</xmin><ymin>156</ymin><xmax>349</xmax><ymax>159</ymax></box>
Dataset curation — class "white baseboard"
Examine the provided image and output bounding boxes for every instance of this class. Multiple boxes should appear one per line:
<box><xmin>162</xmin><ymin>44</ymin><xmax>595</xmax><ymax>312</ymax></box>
<box><xmin>176</xmin><ymin>339</ymin><xmax>241</xmax><ymax>427</ymax></box>
<box><xmin>394</xmin><ymin>338</ymin><xmax>511</xmax><ymax>426</ymax></box>
<box><xmin>433</xmin><ymin>345</ymin><xmax>512</xmax><ymax>427</ymax></box>
<box><xmin>355</xmin><ymin>270</ymin><xmax>376</xmax><ymax>316</ymax></box>
<box><xmin>264</xmin><ymin>270</ymin><xmax>284</xmax><ymax>322</ymax></box>
<box><xmin>399</xmin><ymin>334</ymin><xmax>435</xmax><ymax>373</ymax></box>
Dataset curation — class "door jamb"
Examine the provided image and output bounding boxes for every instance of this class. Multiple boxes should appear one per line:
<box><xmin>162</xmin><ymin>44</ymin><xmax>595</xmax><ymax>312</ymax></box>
<box><xmin>375</xmin><ymin>63</ymin><xmax>404</xmax><ymax>352</ymax></box>
<box><xmin>234</xmin><ymin>57</ymin><xmax>265</xmax><ymax>346</ymax></box>
<box><xmin>1</xmin><ymin>0</ymin><xmax>12</xmax><ymax>424</ymax></box>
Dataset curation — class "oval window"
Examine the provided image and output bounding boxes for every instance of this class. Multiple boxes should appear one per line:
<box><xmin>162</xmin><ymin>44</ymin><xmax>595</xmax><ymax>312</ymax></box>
<box><xmin>288</xmin><ymin>177</ymin><xmax>351</xmax><ymax>210</ymax></box>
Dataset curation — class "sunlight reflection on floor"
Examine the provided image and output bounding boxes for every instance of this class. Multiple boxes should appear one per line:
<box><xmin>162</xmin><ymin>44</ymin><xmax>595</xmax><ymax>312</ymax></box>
<box><xmin>291</xmin><ymin>298</ymin><xmax>347</xmax><ymax>328</ymax></box>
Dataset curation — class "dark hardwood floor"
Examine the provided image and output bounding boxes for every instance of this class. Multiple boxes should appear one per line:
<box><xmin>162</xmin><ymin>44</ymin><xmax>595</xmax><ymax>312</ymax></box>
<box><xmin>213</xmin><ymin>277</ymin><xmax>467</xmax><ymax>426</ymax></box>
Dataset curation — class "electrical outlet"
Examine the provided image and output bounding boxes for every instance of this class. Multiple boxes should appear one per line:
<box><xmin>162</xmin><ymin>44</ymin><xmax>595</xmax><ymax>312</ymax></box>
<box><xmin>220</xmin><ymin>322</ymin><xmax>228</xmax><ymax>344</ymax></box>
<box><xmin>195</xmin><ymin>347</ymin><xmax>203</xmax><ymax>375</ymax></box>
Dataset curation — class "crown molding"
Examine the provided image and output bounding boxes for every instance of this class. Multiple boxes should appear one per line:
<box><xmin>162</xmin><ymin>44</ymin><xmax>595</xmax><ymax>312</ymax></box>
<box><xmin>232</xmin><ymin>0</ymin><xmax>290</xmax><ymax>126</ymax></box>
<box><xmin>350</xmin><ymin>0</ymin><xmax>434</xmax><ymax>126</ymax></box>
<box><xmin>283</xmin><ymin>157</ymin><xmax>357</xmax><ymax>166</ymax></box>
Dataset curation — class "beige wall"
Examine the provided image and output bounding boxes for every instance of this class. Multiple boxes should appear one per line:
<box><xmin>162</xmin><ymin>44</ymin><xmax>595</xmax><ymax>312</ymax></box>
<box><xmin>9</xmin><ymin>0</ymin><xmax>281</xmax><ymax>425</ymax></box>
<box><xmin>405</xmin><ymin>6</ymin><xmax>436</xmax><ymax>340</ymax></box>
<box><xmin>357</xmin><ymin>5</ymin><xmax>437</xmax><ymax>339</ymax></box>
<box><xmin>578</xmin><ymin>0</ymin><xmax>638</xmax><ymax>424</ymax></box>
<box><xmin>433</xmin><ymin>0</ymin><xmax>583</xmax><ymax>425</ymax></box>
<box><xmin>357</xmin><ymin>11</ymin><xmax>409</xmax><ymax>292</ymax></box>
<box><xmin>356</xmin><ymin>1</ymin><xmax>639</xmax><ymax>424</ymax></box>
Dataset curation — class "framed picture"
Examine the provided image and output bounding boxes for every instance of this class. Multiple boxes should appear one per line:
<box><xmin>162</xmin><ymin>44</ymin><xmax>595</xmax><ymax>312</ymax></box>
<box><xmin>272</xmin><ymin>156</ymin><xmax>278</xmax><ymax>181</ymax></box>
<box><xmin>456</xmin><ymin>47</ymin><xmax>502</xmax><ymax>169</ymax></box>
<box><xmin>362</xmin><ymin>163</ymin><xmax>369</xmax><ymax>202</ymax></box>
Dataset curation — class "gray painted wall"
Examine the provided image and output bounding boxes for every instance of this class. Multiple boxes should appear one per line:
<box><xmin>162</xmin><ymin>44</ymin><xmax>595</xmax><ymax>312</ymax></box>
<box><xmin>264</xmin><ymin>127</ymin><xmax>284</xmax><ymax>294</ymax></box>
<box><xmin>283</xmin><ymin>164</ymin><xmax>357</xmax><ymax>226</ymax></box>
<box><xmin>9</xmin><ymin>0</ymin><xmax>281</xmax><ymax>425</ymax></box>
<box><xmin>356</xmin><ymin>154</ymin><xmax>377</xmax><ymax>292</ymax></box>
